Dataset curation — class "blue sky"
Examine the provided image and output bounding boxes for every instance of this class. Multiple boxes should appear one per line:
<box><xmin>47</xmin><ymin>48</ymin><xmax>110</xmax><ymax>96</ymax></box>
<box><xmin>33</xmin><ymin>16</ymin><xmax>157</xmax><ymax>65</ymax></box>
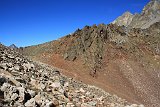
<box><xmin>0</xmin><ymin>0</ymin><xmax>149</xmax><ymax>47</ymax></box>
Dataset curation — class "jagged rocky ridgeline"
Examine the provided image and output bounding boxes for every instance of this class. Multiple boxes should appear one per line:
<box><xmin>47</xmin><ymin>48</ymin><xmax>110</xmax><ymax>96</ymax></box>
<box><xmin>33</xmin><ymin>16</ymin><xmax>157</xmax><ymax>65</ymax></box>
<box><xmin>0</xmin><ymin>44</ymin><xmax>144</xmax><ymax>107</ymax></box>
<box><xmin>112</xmin><ymin>0</ymin><xmax>160</xmax><ymax>29</ymax></box>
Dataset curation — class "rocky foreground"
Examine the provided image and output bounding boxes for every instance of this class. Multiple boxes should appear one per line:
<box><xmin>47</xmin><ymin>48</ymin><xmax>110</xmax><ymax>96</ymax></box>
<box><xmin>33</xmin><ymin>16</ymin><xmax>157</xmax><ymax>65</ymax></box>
<box><xmin>0</xmin><ymin>45</ymin><xmax>145</xmax><ymax>107</ymax></box>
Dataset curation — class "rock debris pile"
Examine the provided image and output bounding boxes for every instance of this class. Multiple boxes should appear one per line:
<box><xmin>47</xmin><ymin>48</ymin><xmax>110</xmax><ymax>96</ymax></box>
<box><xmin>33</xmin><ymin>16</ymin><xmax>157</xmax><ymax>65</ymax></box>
<box><xmin>0</xmin><ymin>44</ymin><xmax>143</xmax><ymax>107</ymax></box>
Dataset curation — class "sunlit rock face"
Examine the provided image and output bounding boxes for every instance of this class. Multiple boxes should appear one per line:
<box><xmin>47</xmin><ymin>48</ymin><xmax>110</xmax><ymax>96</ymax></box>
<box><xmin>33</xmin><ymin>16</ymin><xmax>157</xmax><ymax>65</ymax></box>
<box><xmin>112</xmin><ymin>0</ymin><xmax>160</xmax><ymax>29</ymax></box>
<box><xmin>112</xmin><ymin>11</ymin><xmax>134</xmax><ymax>27</ymax></box>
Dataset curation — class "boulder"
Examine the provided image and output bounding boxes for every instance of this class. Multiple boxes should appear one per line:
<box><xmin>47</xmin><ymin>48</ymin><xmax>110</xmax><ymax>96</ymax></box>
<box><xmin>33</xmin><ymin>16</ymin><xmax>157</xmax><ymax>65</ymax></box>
<box><xmin>0</xmin><ymin>83</ymin><xmax>9</xmax><ymax>92</ymax></box>
<box><xmin>45</xmin><ymin>101</ymin><xmax>56</xmax><ymax>107</ymax></box>
<box><xmin>27</xmin><ymin>89</ymin><xmax>36</xmax><ymax>98</ymax></box>
<box><xmin>79</xmin><ymin>88</ymin><xmax>85</xmax><ymax>93</ymax></box>
<box><xmin>17</xmin><ymin>87</ymin><xmax>25</xmax><ymax>102</ymax></box>
<box><xmin>50</xmin><ymin>82</ymin><xmax>61</xmax><ymax>88</ymax></box>
<box><xmin>0</xmin><ymin>76</ymin><xmax>7</xmax><ymax>86</ymax></box>
<box><xmin>10</xmin><ymin>93</ymin><xmax>18</xmax><ymax>101</ymax></box>
<box><xmin>25</xmin><ymin>98</ymin><xmax>36</xmax><ymax>107</ymax></box>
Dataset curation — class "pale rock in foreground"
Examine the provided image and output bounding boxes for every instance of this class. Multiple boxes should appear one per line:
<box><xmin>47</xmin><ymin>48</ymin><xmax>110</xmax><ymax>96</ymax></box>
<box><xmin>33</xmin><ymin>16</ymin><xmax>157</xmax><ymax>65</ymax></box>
<box><xmin>0</xmin><ymin>44</ymin><xmax>144</xmax><ymax>106</ymax></box>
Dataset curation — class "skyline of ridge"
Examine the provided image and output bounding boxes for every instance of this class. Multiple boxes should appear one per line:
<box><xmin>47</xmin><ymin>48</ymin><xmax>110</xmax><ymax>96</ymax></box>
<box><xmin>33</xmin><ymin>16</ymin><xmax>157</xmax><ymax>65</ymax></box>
<box><xmin>0</xmin><ymin>0</ymin><xmax>149</xmax><ymax>47</ymax></box>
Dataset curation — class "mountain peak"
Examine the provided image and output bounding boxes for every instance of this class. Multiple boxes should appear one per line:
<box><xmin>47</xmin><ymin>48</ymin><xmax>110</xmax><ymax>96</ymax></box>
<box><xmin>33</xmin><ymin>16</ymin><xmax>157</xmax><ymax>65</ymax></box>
<box><xmin>122</xmin><ymin>11</ymin><xmax>133</xmax><ymax>16</ymax></box>
<box><xmin>9</xmin><ymin>44</ymin><xmax>18</xmax><ymax>49</ymax></box>
<box><xmin>151</xmin><ymin>0</ymin><xmax>160</xmax><ymax>2</ymax></box>
<box><xmin>112</xmin><ymin>0</ymin><xmax>160</xmax><ymax>29</ymax></box>
<box><xmin>142</xmin><ymin>0</ymin><xmax>160</xmax><ymax>14</ymax></box>
<box><xmin>112</xmin><ymin>11</ymin><xmax>133</xmax><ymax>26</ymax></box>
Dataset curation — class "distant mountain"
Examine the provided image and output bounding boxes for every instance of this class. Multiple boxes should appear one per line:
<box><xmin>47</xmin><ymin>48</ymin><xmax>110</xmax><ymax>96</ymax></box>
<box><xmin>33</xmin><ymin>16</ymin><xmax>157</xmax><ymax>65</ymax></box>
<box><xmin>9</xmin><ymin>44</ymin><xmax>18</xmax><ymax>49</ymax></box>
<box><xmin>112</xmin><ymin>0</ymin><xmax>160</xmax><ymax>29</ymax></box>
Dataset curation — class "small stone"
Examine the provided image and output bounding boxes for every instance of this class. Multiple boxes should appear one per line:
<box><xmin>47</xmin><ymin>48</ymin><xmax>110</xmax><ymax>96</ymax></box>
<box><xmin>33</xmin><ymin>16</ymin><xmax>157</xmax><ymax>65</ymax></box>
<box><xmin>30</xmin><ymin>78</ymin><xmax>37</xmax><ymax>85</ymax></box>
<box><xmin>0</xmin><ymin>63</ymin><xmax>7</xmax><ymax>70</ymax></box>
<box><xmin>14</xmin><ymin>65</ymin><xmax>20</xmax><ymax>71</ymax></box>
<box><xmin>34</xmin><ymin>95</ymin><xmax>42</xmax><ymax>105</ymax></box>
<box><xmin>1</xmin><ymin>83</ymin><xmax>9</xmax><ymax>92</ymax></box>
<box><xmin>14</xmin><ymin>102</ymin><xmax>25</xmax><ymax>107</ymax></box>
<box><xmin>66</xmin><ymin>102</ymin><xmax>74</xmax><ymax>107</ymax></box>
<box><xmin>27</xmin><ymin>89</ymin><xmax>36</xmax><ymax>98</ymax></box>
<box><xmin>50</xmin><ymin>82</ymin><xmax>61</xmax><ymax>88</ymax></box>
<box><xmin>81</xmin><ymin>103</ymin><xmax>92</xmax><ymax>107</ymax></box>
<box><xmin>97</xmin><ymin>96</ymin><xmax>103</xmax><ymax>101</ymax></box>
<box><xmin>8</xmin><ymin>55</ymin><xmax>15</xmax><ymax>59</ymax></box>
<box><xmin>59</xmin><ymin>88</ymin><xmax>64</xmax><ymax>93</ymax></box>
<box><xmin>87</xmin><ymin>101</ymin><xmax>97</xmax><ymax>106</ymax></box>
<box><xmin>0</xmin><ymin>76</ymin><xmax>7</xmax><ymax>86</ymax></box>
<box><xmin>130</xmin><ymin>104</ymin><xmax>139</xmax><ymax>107</ymax></box>
<box><xmin>79</xmin><ymin>88</ymin><xmax>85</xmax><ymax>93</ymax></box>
<box><xmin>6</xmin><ymin>63</ymin><xmax>13</xmax><ymax>68</ymax></box>
<box><xmin>17</xmin><ymin>87</ymin><xmax>25</xmax><ymax>102</ymax></box>
<box><xmin>76</xmin><ymin>102</ymin><xmax>81</xmax><ymax>107</ymax></box>
<box><xmin>23</xmin><ymin>63</ymin><xmax>34</xmax><ymax>71</ymax></box>
<box><xmin>11</xmin><ymin>93</ymin><xmax>18</xmax><ymax>100</ymax></box>
<box><xmin>46</xmin><ymin>88</ymin><xmax>52</xmax><ymax>92</ymax></box>
<box><xmin>40</xmin><ymin>83</ymin><xmax>46</xmax><ymax>90</ymax></box>
<box><xmin>139</xmin><ymin>104</ymin><xmax>144</xmax><ymax>107</ymax></box>
<box><xmin>25</xmin><ymin>98</ymin><xmax>36</xmax><ymax>107</ymax></box>
<box><xmin>110</xmin><ymin>103</ymin><xmax>115</xmax><ymax>107</ymax></box>
<box><xmin>85</xmin><ymin>91</ymin><xmax>90</xmax><ymax>96</ymax></box>
<box><xmin>64</xmin><ymin>82</ymin><xmax>69</xmax><ymax>87</ymax></box>
<box><xmin>45</xmin><ymin>101</ymin><xmax>56</xmax><ymax>107</ymax></box>
<box><xmin>64</xmin><ymin>91</ymin><xmax>68</xmax><ymax>98</ymax></box>
<box><xmin>52</xmin><ymin>98</ymin><xmax>59</xmax><ymax>106</ymax></box>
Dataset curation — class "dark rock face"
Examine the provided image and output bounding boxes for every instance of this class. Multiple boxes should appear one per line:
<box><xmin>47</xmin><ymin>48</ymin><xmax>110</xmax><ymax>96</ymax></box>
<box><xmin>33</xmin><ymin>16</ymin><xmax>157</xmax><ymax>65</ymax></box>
<box><xmin>63</xmin><ymin>24</ymin><xmax>109</xmax><ymax>75</ymax></box>
<box><xmin>112</xmin><ymin>0</ymin><xmax>160</xmax><ymax>29</ymax></box>
<box><xmin>70</xmin><ymin>24</ymin><xmax>129</xmax><ymax>72</ymax></box>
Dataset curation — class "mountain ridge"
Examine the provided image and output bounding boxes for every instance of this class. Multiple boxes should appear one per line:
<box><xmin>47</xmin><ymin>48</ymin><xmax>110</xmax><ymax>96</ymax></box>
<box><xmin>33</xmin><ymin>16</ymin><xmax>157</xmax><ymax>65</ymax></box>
<box><xmin>19</xmin><ymin>1</ymin><xmax>160</xmax><ymax>107</ymax></box>
<box><xmin>22</xmin><ymin>21</ymin><xmax>160</xmax><ymax>107</ymax></box>
<box><xmin>112</xmin><ymin>0</ymin><xmax>160</xmax><ymax>29</ymax></box>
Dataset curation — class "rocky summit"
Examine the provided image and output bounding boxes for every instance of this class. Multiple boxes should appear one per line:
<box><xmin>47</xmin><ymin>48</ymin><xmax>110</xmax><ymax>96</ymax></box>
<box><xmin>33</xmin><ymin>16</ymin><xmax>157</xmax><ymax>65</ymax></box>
<box><xmin>0</xmin><ymin>44</ymin><xmax>144</xmax><ymax>107</ymax></box>
<box><xmin>112</xmin><ymin>11</ymin><xmax>134</xmax><ymax>27</ymax></box>
<box><xmin>112</xmin><ymin>0</ymin><xmax>160</xmax><ymax>29</ymax></box>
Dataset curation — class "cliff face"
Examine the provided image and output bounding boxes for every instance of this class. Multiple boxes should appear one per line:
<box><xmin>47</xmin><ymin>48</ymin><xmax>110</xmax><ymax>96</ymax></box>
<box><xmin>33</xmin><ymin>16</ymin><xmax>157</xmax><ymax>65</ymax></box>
<box><xmin>112</xmin><ymin>0</ymin><xmax>160</xmax><ymax>29</ymax></box>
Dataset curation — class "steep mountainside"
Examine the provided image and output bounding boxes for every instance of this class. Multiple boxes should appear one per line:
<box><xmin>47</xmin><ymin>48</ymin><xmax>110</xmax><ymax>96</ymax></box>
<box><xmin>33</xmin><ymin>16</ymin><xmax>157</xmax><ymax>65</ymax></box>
<box><xmin>112</xmin><ymin>0</ymin><xmax>160</xmax><ymax>29</ymax></box>
<box><xmin>22</xmin><ymin>21</ymin><xmax>160</xmax><ymax>107</ymax></box>
<box><xmin>21</xmin><ymin>1</ymin><xmax>160</xmax><ymax>107</ymax></box>
<box><xmin>1</xmin><ymin>44</ymin><xmax>144</xmax><ymax>107</ymax></box>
